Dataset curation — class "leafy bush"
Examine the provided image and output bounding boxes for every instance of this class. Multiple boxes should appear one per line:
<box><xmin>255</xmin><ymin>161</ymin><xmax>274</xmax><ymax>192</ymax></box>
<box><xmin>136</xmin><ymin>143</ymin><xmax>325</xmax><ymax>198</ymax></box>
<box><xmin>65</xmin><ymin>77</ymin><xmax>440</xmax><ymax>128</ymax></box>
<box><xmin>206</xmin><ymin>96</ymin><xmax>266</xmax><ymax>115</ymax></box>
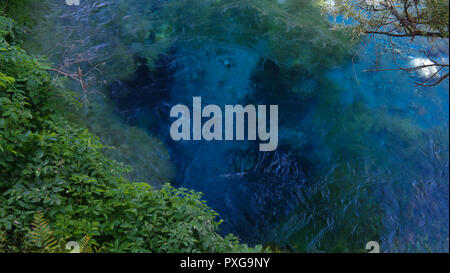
<box><xmin>0</xmin><ymin>14</ymin><xmax>261</xmax><ymax>253</ymax></box>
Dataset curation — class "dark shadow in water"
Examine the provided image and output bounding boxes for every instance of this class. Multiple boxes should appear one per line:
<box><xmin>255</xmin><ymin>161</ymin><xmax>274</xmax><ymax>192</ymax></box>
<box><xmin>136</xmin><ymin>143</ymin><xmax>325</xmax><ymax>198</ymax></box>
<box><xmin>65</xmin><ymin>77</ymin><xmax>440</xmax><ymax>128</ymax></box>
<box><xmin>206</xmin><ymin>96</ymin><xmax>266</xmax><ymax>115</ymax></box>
<box><xmin>106</xmin><ymin>51</ymin><xmax>324</xmax><ymax>245</ymax></box>
<box><xmin>108</xmin><ymin>55</ymin><xmax>174</xmax><ymax>129</ymax></box>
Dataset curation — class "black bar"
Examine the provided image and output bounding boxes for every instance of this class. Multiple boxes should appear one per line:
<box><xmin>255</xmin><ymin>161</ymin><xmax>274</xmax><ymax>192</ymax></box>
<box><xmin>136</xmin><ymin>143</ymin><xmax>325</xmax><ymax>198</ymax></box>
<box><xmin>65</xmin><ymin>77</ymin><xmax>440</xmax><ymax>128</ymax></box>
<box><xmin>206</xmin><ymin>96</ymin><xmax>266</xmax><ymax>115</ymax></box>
<box><xmin>0</xmin><ymin>253</ymin><xmax>448</xmax><ymax>272</ymax></box>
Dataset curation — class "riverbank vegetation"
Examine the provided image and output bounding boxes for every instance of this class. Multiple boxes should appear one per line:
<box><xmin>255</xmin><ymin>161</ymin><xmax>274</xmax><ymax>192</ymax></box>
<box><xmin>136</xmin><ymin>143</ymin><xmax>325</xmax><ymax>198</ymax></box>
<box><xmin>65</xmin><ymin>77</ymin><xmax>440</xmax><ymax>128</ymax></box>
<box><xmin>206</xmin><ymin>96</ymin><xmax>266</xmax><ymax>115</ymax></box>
<box><xmin>0</xmin><ymin>9</ymin><xmax>262</xmax><ymax>252</ymax></box>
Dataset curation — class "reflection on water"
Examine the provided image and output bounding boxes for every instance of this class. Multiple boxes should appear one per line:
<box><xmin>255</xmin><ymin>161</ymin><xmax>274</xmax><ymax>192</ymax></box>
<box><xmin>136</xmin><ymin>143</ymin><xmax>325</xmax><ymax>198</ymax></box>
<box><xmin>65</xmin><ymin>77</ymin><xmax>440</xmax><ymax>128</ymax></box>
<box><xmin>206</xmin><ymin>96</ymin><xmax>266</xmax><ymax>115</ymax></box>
<box><xmin>26</xmin><ymin>0</ymin><xmax>448</xmax><ymax>252</ymax></box>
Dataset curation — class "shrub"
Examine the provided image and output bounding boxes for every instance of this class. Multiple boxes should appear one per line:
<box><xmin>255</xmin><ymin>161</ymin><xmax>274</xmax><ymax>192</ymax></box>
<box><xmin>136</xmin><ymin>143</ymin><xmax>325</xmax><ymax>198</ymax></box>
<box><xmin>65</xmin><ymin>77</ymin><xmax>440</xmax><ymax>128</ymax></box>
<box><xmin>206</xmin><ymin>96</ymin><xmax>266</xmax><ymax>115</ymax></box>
<box><xmin>0</xmin><ymin>15</ymin><xmax>261</xmax><ymax>253</ymax></box>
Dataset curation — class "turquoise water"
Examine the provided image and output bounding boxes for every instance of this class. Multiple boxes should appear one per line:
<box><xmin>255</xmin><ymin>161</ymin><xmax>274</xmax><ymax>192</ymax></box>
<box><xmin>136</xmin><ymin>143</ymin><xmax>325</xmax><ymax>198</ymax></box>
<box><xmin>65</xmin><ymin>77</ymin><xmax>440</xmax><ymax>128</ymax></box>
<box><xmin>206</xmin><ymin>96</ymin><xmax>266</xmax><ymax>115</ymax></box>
<box><xmin>26</xmin><ymin>0</ymin><xmax>448</xmax><ymax>252</ymax></box>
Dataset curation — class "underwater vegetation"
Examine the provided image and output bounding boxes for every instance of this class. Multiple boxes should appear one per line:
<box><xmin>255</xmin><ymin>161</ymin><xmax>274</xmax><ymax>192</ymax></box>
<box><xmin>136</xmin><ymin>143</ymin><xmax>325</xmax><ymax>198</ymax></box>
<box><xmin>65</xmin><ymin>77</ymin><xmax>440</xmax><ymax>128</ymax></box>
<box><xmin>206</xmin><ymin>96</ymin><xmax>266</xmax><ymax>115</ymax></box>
<box><xmin>269</xmin><ymin>85</ymin><xmax>449</xmax><ymax>252</ymax></box>
<box><xmin>70</xmin><ymin>102</ymin><xmax>175</xmax><ymax>187</ymax></box>
<box><xmin>159</xmin><ymin>0</ymin><xmax>352</xmax><ymax>69</ymax></box>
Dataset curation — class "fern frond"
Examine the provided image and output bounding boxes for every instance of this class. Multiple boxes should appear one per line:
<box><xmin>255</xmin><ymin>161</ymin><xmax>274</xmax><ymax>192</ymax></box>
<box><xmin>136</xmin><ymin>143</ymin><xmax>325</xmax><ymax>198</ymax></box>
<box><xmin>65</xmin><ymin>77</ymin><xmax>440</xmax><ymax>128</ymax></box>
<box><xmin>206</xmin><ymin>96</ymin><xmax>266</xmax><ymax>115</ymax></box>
<box><xmin>29</xmin><ymin>211</ymin><xmax>60</xmax><ymax>253</ymax></box>
<box><xmin>79</xmin><ymin>235</ymin><xmax>92</xmax><ymax>253</ymax></box>
<box><xmin>0</xmin><ymin>230</ymin><xmax>6</xmax><ymax>253</ymax></box>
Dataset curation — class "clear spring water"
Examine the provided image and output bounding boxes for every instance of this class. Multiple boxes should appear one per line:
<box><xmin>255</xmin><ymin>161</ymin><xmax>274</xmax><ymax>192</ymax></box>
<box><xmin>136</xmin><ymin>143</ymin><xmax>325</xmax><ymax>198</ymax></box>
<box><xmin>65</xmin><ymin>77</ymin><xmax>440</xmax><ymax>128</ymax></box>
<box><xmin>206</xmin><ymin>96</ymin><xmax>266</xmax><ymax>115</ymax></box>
<box><xmin>26</xmin><ymin>0</ymin><xmax>449</xmax><ymax>252</ymax></box>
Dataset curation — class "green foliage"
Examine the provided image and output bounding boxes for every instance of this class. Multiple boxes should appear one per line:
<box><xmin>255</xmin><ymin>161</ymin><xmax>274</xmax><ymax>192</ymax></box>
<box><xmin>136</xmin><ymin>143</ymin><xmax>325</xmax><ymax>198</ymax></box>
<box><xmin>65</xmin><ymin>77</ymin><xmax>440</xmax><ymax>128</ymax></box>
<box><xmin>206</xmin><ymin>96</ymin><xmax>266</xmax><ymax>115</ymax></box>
<box><xmin>26</xmin><ymin>212</ymin><xmax>96</xmax><ymax>253</ymax></box>
<box><xmin>0</xmin><ymin>211</ymin><xmax>94</xmax><ymax>253</ymax></box>
<box><xmin>424</xmin><ymin>0</ymin><xmax>450</xmax><ymax>35</ymax></box>
<box><xmin>0</xmin><ymin>0</ymin><xmax>43</xmax><ymax>27</ymax></box>
<box><xmin>52</xmin><ymin>182</ymin><xmax>261</xmax><ymax>253</ymax></box>
<box><xmin>0</xmin><ymin>15</ymin><xmax>261</xmax><ymax>253</ymax></box>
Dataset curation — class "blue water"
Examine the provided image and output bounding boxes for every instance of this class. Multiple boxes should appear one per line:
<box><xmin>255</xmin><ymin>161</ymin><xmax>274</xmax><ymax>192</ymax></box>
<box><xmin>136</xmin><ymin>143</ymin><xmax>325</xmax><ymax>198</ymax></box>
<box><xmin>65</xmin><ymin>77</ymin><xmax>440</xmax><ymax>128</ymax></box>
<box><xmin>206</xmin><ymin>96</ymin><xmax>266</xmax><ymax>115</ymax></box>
<box><xmin>27</xmin><ymin>0</ymin><xmax>449</xmax><ymax>252</ymax></box>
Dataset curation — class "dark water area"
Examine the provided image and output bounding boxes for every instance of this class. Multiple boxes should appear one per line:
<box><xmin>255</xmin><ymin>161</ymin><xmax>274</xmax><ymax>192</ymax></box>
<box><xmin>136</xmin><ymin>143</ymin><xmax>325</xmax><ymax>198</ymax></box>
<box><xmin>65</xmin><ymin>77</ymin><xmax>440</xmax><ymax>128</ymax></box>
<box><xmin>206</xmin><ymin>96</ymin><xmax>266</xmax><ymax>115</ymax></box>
<box><xmin>25</xmin><ymin>0</ymin><xmax>449</xmax><ymax>252</ymax></box>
